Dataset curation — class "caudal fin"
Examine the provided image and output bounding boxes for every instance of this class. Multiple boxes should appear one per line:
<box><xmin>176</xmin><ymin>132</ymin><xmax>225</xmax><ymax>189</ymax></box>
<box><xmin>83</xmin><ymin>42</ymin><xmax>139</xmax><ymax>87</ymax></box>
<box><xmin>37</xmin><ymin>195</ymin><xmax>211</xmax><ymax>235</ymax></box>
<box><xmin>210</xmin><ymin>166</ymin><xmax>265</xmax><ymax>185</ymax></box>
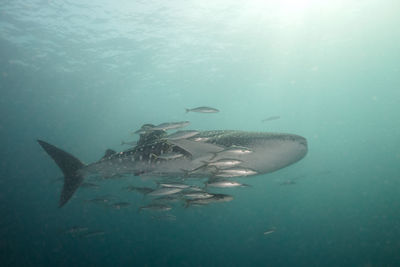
<box><xmin>37</xmin><ymin>140</ymin><xmax>85</xmax><ymax>207</ymax></box>
<box><xmin>183</xmin><ymin>200</ymin><xmax>190</xmax><ymax>208</ymax></box>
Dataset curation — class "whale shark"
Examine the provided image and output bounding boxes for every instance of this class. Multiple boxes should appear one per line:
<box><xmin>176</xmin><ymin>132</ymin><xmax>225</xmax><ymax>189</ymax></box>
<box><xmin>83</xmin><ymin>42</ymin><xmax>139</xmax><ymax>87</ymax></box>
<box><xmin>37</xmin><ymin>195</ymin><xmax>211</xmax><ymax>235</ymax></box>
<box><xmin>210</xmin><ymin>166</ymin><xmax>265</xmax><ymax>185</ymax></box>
<box><xmin>38</xmin><ymin>129</ymin><xmax>307</xmax><ymax>207</ymax></box>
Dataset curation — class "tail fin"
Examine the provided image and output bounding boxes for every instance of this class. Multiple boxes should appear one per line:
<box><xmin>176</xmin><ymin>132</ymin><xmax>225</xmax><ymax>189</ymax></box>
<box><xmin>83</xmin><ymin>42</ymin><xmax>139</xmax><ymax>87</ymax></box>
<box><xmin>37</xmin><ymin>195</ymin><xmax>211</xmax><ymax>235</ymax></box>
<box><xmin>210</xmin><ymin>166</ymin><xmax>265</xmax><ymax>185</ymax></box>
<box><xmin>185</xmin><ymin>108</ymin><xmax>190</xmax><ymax>113</ymax></box>
<box><xmin>209</xmin><ymin>152</ymin><xmax>218</xmax><ymax>160</ymax></box>
<box><xmin>184</xmin><ymin>200</ymin><xmax>190</xmax><ymax>208</ymax></box>
<box><xmin>37</xmin><ymin>140</ymin><xmax>85</xmax><ymax>207</ymax></box>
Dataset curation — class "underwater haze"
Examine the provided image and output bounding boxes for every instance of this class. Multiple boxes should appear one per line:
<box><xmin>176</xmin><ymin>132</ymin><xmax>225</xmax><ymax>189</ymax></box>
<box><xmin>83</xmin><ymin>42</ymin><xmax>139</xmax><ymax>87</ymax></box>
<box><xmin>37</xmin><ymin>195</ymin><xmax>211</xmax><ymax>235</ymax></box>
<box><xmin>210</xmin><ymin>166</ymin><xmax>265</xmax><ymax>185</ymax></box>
<box><xmin>1</xmin><ymin>0</ymin><xmax>400</xmax><ymax>266</ymax></box>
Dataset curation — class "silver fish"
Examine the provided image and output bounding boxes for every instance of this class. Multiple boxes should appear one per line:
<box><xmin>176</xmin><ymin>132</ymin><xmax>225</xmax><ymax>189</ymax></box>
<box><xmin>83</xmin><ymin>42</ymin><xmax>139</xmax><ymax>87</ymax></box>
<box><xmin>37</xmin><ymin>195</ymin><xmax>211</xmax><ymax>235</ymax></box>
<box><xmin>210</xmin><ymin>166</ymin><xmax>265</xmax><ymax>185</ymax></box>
<box><xmin>133</xmin><ymin>124</ymin><xmax>155</xmax><ymax>134</ymax></box>
<box><xmin>124</xmin><ymin>186</ymin><xmax>154</xmax><ymax>195</ymax></box>
<box><xmin>159</xmin><ymin>183</ymin><xmax>190</xmax><ymax>189</ymax></box>
<box><xmin>211</xmin><ymin>146</ymin><xmax>252</xmax><ymax>159</ymax></box>
<box><xmin>204</xmin><ymin>159</ymin><xmax>242</xmax><ymax>169</ymax></box>
<box><xmin>185</xmin><ymin>194</ymin><xmax>233</xmax><ymax>207</ymax></box>
<box><xmin>153</xmin><ymin>194</ymin><xmax>182</xmax><ymax>203</ymax></box>
<box><xmin>139</xmin><ymin>203</ymin><xmax>172</xmax><ymax>212</ymax></box>
<box><xmin>215</xmin><ymin>168</ymin><xmax>257</xmax><ymax>178</ymax></box>
<box><xmin>81</xmin><ymin>231</ymin><xmax>105</xmax><ymax>238</ymax></box>
<box><xmin>147</xmin><ymin>187</ymin><xmax>183</xmax><ymax>196</ymax></box>
<box><xmin>85</xmin><ymin>196</ymin><xmax>114</xmax><ymax>205</ymax></box>
<box><xmin>262</xmin><ymin>116</ymin><xmax>280</xmax><ymax>122</ymax></box>
<box><xmin>185</xmin><ymin>106</ymin><xmax>219</xmax><ymax>113</ymax></box>
<box><xmin>151</xmin><ymin>121</ymin><xmax>190</xmax><ymax>131</ymax></box>
<box><xmin>183</xmin><ymin>192</ymin><xmax>214</xmax><ymax>199</ymax></box>
<box><xmin>184</xmin><ymin>186</ymin><xmax>204</xmax><ymax>192</ymax></box>
<box><xmin>263</xmin><ymin>227</ymin><xmax>276</xmax><ymax>235</ymax></box>
<box><xmin>165</xmin><ymin>130</ymin><xmax>199</xmax><ymax>141</ymax></box>
<box><xmin>206</xmin><ymin>180</ymin><xmax>249</xmax><ymax>188</ymax></box>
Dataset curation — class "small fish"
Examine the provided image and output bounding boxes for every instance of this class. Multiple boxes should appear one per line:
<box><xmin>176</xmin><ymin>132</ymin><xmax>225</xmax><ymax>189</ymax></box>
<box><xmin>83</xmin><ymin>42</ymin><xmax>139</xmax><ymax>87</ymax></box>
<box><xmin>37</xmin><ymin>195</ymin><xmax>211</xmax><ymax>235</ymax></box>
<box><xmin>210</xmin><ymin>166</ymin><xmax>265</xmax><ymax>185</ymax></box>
<box><xmin>112</xmin><ymin>202</ymin><xmax>131</xmax><ymax>209</ymax></box>
<box><xmin>158</xmin><ymin>183</ymin><xmax>190</xmax><ymax>189</ymax></box>
<box><xmin>165</xmin><ymin>130</ymin><xmax>199</xmax><ymax>141</ymax></box>
<box><xmin>139</xmin><ymin>204</ymin><xmax>172</xmax><ymax>212</ymax></box>
<box><xmin>183</xmin><ymin>192</ymin><xmax>214</xmax><ymax>199</ymax></box>
<box><xmin>184</xmin><ymin>186</ymin><xmax>204</xmax><ymax>192</ymax></box>
<box><xmin>215</xmin><ymin>168</ymin><xmax>257</xmax><ymax>178</ymax></box>
<box><xmin>81</xmin><ymin>231</ymin><xmax>105</xmax><ymax>238</ymax></box>
<box><xmin>185</xmin><ymin>194</ymin><xmax>233</xmax><ymax>207</ymax></box>
<box><xmin>124</xmin><ymin>186</ymin><xmax>154</xmax><ymax>195</ymax></box>
<box><xmin>206</xmin><ymin>180</ymin><xmax>249</xmax><ymax>188</ymax></box>
<box><xmin>147</xmin><ymin>187</ymin><xmax>183</xmax><ymax>196</ymax></box>
<box><xmin>204</xmin><ymin>159</ymin><xmax>242</xmax><ymax>169</ymax></box>
<box><xmin>151</xmin><ymin>121</ymin><xmax>190</xmax><ymax>131</ymax></box>
<box><xmin>185</xmin><ymin>106</ymin><xmax>219</xmax><ymax>113</ymax></box>
<box><xmin>85</xmin><ymin>197</ymin><xmax>113</xmax><ymax>205</ymax></box>
<box><xmin>263</xmin><ymin>228</ymin><xmax>276</xmax><ymax>235</ymax></box>
<box><xmin>133</xmin><ymin>124</ymin><xmax>155</xmax><ymax>134</ymax></box>
<box><xmin>184</xmin><ymin>158</ymin><xmax>238</xmax><ymax>175</ymax></box>
<box><xmin>262</xmin><ymin>116</ymin><xmax>280</xmax><ymax>122</ymax></box>
<box><xmin>211</xmin><ymin>146</ymin><xmax>252</xmax><ymax>159</ymax></box>
<box><xmin>153</xmin><ymin>195</ymin><xmax>182</xmax><ymax>203</ymax></box>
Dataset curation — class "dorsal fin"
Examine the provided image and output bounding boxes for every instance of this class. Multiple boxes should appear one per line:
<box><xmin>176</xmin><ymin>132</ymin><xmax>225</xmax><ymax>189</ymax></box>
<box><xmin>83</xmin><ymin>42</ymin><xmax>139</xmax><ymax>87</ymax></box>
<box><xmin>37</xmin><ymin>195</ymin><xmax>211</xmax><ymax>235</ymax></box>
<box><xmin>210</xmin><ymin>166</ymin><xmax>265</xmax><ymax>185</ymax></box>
<box><xmin>102</xmin><ymin>149</ymin><xmax>116</xmax><ymax>159</ymax></box>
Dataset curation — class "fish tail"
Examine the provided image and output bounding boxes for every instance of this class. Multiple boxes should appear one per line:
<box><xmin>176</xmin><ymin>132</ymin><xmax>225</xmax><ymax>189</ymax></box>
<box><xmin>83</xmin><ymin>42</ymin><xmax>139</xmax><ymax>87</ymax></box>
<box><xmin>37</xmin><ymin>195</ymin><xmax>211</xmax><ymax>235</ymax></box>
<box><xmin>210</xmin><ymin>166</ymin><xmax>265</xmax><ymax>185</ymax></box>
<box><xmin>38</xmin><ymin>140</ymin><xmax>86</xmax><ymax>207</ymax></box>
<box><xmin>184</xmin><ymin>200</ymin><xmax>190</xmax><ymax>208</ymax></box>
<box><xmin>209</xmin><ymin>152</ymin><xmax>218</xmax><ymax>160</ymax></box>
<box><xmin>150</xmin><ymin>153</ymin><xmax>158</xmax><ymax>160</ymax></box>
<box><xmin>180</xmin><ymin>168</ymin><xmax>190</xmax><ymax>178</ymax></box>
<box><xmin>185</xmin><ymin>108</ymin><xmax>190</xmax><ymax>113</ymax></box>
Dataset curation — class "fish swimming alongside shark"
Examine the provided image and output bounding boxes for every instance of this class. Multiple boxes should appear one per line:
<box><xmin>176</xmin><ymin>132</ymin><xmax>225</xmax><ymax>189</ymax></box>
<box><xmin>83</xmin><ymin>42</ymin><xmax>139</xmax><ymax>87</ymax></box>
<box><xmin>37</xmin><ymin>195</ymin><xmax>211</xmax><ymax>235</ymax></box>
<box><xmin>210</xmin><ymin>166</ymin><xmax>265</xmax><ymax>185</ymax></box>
<box><xmin>38</xmin><ymin>127</ymin><xmax>307</xmax><ymax>207</ymax></box>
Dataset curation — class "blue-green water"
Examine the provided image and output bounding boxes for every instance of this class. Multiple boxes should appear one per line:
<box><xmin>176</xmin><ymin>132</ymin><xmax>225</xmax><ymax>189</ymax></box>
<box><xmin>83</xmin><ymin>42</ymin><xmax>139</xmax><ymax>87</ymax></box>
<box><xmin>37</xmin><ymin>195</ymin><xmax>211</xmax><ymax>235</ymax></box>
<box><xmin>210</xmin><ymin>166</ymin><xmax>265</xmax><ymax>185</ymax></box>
<box><xmin>1</xmin><ymin>0</ymin><xmax>400</xmax><ymax>266</ymax></box>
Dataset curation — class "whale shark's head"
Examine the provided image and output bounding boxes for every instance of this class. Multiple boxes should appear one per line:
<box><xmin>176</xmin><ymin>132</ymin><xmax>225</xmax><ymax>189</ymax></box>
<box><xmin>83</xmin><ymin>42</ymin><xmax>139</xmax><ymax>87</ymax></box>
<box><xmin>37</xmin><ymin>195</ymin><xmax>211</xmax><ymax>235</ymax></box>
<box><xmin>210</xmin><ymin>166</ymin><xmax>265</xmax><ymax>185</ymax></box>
<box><xmin>204</xmin><ymin>131</ymin><xmax>308</xmax><ymax>174</ymax></box>
<box><xmin>243</xmin><ymin>133</ymin><xmax>307</xmax><ymax>174</ymax></box>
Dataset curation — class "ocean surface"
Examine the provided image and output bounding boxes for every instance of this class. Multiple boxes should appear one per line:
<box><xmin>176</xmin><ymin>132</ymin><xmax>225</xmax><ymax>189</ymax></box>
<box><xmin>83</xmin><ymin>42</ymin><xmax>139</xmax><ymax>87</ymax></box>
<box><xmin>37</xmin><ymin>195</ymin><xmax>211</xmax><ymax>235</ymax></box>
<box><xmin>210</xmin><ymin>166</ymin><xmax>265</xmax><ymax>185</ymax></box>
<box><xmin>1</xmin><ymin>0</ymin><xmax>400</xmax><ymax>266</ymax></box>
